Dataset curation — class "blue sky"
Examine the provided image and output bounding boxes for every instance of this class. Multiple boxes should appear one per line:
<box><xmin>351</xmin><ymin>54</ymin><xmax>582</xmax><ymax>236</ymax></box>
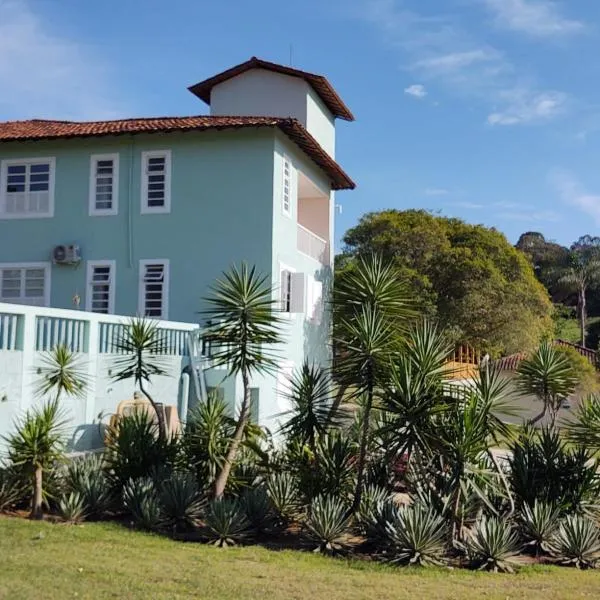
<box><xmin>2</xmin><ymin>0</ymin><xmax>599</xmax><ymax>249</ymax></box>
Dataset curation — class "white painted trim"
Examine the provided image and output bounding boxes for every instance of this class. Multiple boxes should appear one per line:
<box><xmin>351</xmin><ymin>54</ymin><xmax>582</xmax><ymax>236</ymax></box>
<box><xmin>278</xmin><ymin>261</ymin><xmax>296</xmax><ymax>319</ymax></box>
<box><xmin>138</xmin><ymin>259</ymin><xmax>170</xmax><ymax>320</ymax></box>
<box><xmin>281</xmin><ymin>155</ymin><xmax>292</xmax><ymax>219</ymax></box>
<box><xmin>0</xmin><ymin>157</ymin><xmax>55</xmax><ymax>219</ymax></box>
<box><xmin>141</xmin><ymin>150</ymin><xmax>172</xmax><ymax>214</ymax></box>
<box><xmin>85</xmin><ymin>260</ymin><xmax>116</xmax><ymax>314</ymax></box>
<box><xmin>89</xmin><ymin>153</ymin><xmax>119</xmax><ymax>216</ymax></box>
<box><xmin>0</xmin><ymin>261</ymin><xmax>51</xmax><ymax>307</ymax></box>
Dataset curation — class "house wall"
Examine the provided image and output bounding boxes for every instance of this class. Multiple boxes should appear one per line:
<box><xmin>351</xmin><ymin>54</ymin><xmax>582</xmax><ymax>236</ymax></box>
<box><xmin>306</xmin><ymin>87</ymin><xmax>336</xmax><ymax>157</ymax></box>
<box><xmin>0</xmin><ymin>129</ymin><xmax>275</xmax><ymax>324</ymax></box>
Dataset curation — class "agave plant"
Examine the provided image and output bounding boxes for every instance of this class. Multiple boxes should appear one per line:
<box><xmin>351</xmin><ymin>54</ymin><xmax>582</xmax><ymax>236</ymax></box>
<box><xmin>122</xmin><ymin>477</ymin><xmax>163</xmax><ymax>531</ymax></box>
<box><xmin>550</xmin><ymin>515</ymin><xmax>600</xmax><ymax>569</ymax></box>
<box><xmin>465</xmin><ymin>517</ymin><xmax>520</xmax><ymax>573</ymax></box>
<box><xmin>305</xmin><ymin>495</ymin><xmax>350</xmax><ymax>555</ymax></box>
<box><xmin>519</xmin><ymin>501</ymin><xmax>560</xmax><ymax>556</ymax></box>
<box><xmin>356</xmin><ymin>484</ymin><xmax>390</xmax><ymax>534</ymax></box>
<box><xmin>57</xmin><ymin>491</ymin><xmax>86</xmax><ymax>523</ymax></box>
<box><xmin>365</xmin><ymin>498</ymin><xmax>401</xmax><ymax>547</ymax></box>
<box><xmin>204</xmin><ymin>498</ymin><xmax>250</xmax><ymax>547</ymax></box>
<box><xmin>159</xmin><ymin>472</ymin><xmax>204</xmax><ymax>532</ymax></box>
<box><xmin>266</xmin><ymin>472</ymin><xmax>300</xmax><ymax>525</ymax></box>
<box><xmin>385</xmin><ymin>504</ymin><xmax>447</xmax><ymax>566</ymax></box>
<box><xmin>65</xmin><ymin>454</ymin><xmax>113</xmax><ymax>519</ymax></box>
<box><xmin>240</xmin><ymin>486</ymin><xmax>275</xmax><ymax>533</ymax></box>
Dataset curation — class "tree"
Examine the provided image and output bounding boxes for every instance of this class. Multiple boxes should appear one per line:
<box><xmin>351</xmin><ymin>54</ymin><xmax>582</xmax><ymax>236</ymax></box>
<box><xmin>203</xmin><ymin>263</ymin><xmax>282</xmax><ymax>499</ymax></box>
<box><xmin>340</xmin><ymin>211</ymin><xmax>553</xmax><ymax>356</ymax></box>
<box><xmin>35</xmin><ymin>344</ymin><xmax>88</xmax><ymax>403</ymax></box>
<box><xmin>333</xmin><ymin>254</ymin><xmax>413</xmax><ymax>515</ymax></box>
<box><xmin>555</xmin><ymin>238</ymin><xmax>600</xmax><ymax>347</ymax></box>
<box><xmin>515</xmin><ymin>341</ymin><xmax>579</xmax><ymax>427</ymax></box>
<box><xmin>112</xmin><ymin>317</ymin><xmax>169</xmax><ymax>441</ymax></box>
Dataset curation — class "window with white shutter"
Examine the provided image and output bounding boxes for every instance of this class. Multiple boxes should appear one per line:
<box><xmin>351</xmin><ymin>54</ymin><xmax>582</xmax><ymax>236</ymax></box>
<box><xmin>0</xmin><ymin>263</ymin><xmax>50</xmax><ymax>306</ymax></box>
<box><xmin>0</xmin><ymin>158</ymin><xmax>55</xmax><ymax>218</ymax></box>
<box><xmin>139</xmin><ymin>260</ymin><xmax>169</xmax><ymax>319</ymax></box>
<box><xmin>282</xmin><ymin>156</ymin><xmax>292</xmax><ymax>217</ymax></box>
<box><xmin>141</xmin><ymin>150</ymin><xmax>171</xmax><ymax>214</ymax></box>
<box><xmin>89</xmin><ymin>154</ymin><xmax>119</xmax><ymax>215</ymax></box>
<box><xmin>280</xmin><ymin>269</ymin><xmax>292</xmax><ymax>312</ymax></box>
<box><xmin>86</xmin><ymin>261</ymin><xmax>115</xmax><ymax>313</ymax></box>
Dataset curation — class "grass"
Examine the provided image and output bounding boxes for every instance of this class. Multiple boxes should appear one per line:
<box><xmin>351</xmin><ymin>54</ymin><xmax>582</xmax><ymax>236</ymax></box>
<box><xmin>1</xmin><ymin>516</ymin><xmax>600</xmax><ymax>599</ymax></box>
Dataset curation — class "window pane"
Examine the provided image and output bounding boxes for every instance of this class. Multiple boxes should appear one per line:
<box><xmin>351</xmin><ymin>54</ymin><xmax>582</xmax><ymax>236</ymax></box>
<box><xmin>7</xmin><ymin>165</ymin><xmax>26</xmax><ymax>175</ymax></box>
<box><xmin>30</xmin><ymin>163</ymin><xmax>50</xmax><ymax>174</ymax></box>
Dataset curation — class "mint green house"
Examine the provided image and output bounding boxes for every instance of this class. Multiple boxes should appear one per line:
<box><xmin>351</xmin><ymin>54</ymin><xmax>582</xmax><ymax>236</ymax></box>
<box><xmin>0</xmin><ymin>57</ymin><xmax>355</xmax><ymax>436</ymax></box>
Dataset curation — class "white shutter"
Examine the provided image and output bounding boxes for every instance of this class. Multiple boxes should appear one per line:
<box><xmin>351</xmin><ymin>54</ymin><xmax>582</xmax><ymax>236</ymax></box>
<box><xmin>290</xmin><ymin>272</ymin><xmax>306</xmax><ymax>314</ymax></box>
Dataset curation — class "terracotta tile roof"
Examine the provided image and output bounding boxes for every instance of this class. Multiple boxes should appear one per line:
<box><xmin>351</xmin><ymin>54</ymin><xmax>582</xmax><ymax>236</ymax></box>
<box><xmin>0</xmin><ymin>115</ymin><xmax>355</xmax><ymax>190</ymax></box>
<box><xmin>188</xmin><ymin>57</ymin><xmax>355</xmax><ymax>122</ymax></box>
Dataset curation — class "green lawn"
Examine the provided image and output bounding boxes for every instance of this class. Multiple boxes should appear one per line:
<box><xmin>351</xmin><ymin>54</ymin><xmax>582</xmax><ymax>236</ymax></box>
<box><xmin>1</xmin><ymin>517</ymin><xmax>600</xmax><ymax>599</ymax></box>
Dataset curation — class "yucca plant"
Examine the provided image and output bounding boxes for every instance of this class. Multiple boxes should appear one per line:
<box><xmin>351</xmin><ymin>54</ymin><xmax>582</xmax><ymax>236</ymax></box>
<box><xmin>65</xmin><ymin>454</ymin><xmax>113</xmax><ymax>519</ymax></box>
<box><xmin>519</xmin><ymin>501</ymin><xmax>560</xmax><ymax>556</ymax></box>
<box><xmin>240</xmin><ymin>486</ymin><xmax>275</xmax><ymax>533</ymax></box>
<box><xmin>0</xmin><ymin>465</ymin><xmax>26</xmax><ymax>511</ymax></box>
<box><xmin>57</xmin><ymin>491</ymin><xmax>86</xmax><ymax>524</ymax></box>
<box><xmin>204</xmin><ymin>498</ymin><xmax>250</xmax><ymax>547</ymax></box>
<box><xmin>159</xmin><ymin>472</ymin><xmax>204</xmax><ymax>532</ymax></box>
<box><xmin>385</xmin><ymin>504</ymin><xmax>447</xmax><ymax>566</ymax></box>
<box><xmin>122</xmin><ymin>477</ymin><xmax>163</xmax><ymax>531</ymax></box>
<box><xmin>5</xmin><ymin>398</ymin><xmax>67</xmax><ymax>519</ymax></box>
<box><xmin>266</xmin><ymin>472</ymin><xmax>300</xmax><ymax>525</ymax></box>
<box><xmin>356</xmin><ymin>484</ymin><xmax>390</xmax><ymax>534</ymax></box>
<box><xmin>550</xmin><ymin>515</ymin><xmax>600</xmax><ymax>569</ymax></box>
<box><xmin>305</xmin><ymin>495</ymin><xmax>350</xmax><ymax>555</ymax></box>
<box><xmin>465</xmin><ymin>517</ymin><xmax>520</xmax><ymax>573</ymax></box>
<box><xmin>365</xmin><ymin>498</ymin><xmax>401</xmax><ymax>546</ymax></box>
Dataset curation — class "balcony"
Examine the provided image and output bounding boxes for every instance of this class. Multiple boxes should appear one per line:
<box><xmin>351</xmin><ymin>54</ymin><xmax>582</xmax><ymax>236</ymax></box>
<box><xmin>297</xmin><ymin>223</ymin><xmax>329</xmax><ymax>265</ymax></box>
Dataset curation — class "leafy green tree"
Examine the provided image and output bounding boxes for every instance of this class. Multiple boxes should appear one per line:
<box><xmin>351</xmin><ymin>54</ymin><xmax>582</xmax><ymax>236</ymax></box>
<box><xmin>203</xmin><ymin>264</ymin><xmax>282</xmax><ymax>499</ymax></box>
<box><xmin>112</xmin><ymin>317</ymin><xmax>169</xmax><ymax>440</ymax></box>
<box><xmin>339</xmin><ymin>210</ymin><xmax>553</xmax><ymax>355</ymax></box>
<box><xmin>516</xmin><ymin>341</ymin><xmax>579</xmax><ymax>427</ymax></box>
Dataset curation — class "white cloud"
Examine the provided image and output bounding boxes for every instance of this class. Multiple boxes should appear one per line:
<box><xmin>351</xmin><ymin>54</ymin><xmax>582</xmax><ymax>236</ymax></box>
<box><xmin>0</xmin><ymin>0</ymin><xmax>124</xmax><ymax>120</ymax></box>
<box><xmin>480</xmin><ymin>0</ymin><xmax>584</xmax><ymax>37</ymax></box>
<box><xmin>425</xmin><ymin>187</ymin><xmax>450</xmax><ymax>196</ymax></box>
<box><xmin>488</xmin><ymin>89</ymin><xmax>567</xmax><ymax>126</ymax></box>
<box><xmin>405</xmin><ymin>84</ymin><xmax>427</xmax><ymax>98</ymax></box>
<box><xmin>551</xmin><ymin>171</ymin><xmax>600</xmax><ymax>225</ymax></box>
<box><xmin>414</xmin><ymin>49</ymin><xmax>500</xmax><ymax>73</ymax></box>
<box><xmin>451</xmin><ymin>201</ymin><xmax>484</xmax><ymax>209</ymax></box>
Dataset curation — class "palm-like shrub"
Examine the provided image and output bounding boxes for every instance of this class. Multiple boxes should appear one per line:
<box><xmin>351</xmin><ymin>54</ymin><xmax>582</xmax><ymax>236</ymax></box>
<box><xmin>204</xmin><ymin>498</ymin><xmax>250</xmax><ymax>547</ymax></box>
<box><xmin>240</xmin><ymin>486</ymin><xmax>274</xmax><ymax>533</ymax></box>
<box><xmin>65</xmin><ymin>454</ymin><xmax>113</xmax><ymax>519</ymax></box>
<box><xmin>266</xmin><ymin>472</ymin><xmax>300</xmax><ymax>525</ymax></box>
<box><xmin>105</xmin><ymin>412</ymin><xmax>179</xmax><ymax>492</ymax></box>
<box><xmin>550</xmin><ymin>515</ymin><xmax>600</xmax><ymax>569</ymax></box>
<box><xmin>0</xmin><ymin>466</ymin><xmax>26</xmax><ymax>511</ymax></box>
<box><xmin>365</xmin><ymin>498</ymin><xmax>401</xmax><ymax>546</ymax></box>
<box><xmin>5</xmin><ymin>398</ymin><xmax>66</xmax><ymax>519</ymax></box>
<box><xmin>122</xmin><ymin>477</ymin><xmax>163</xmax><ymax>531</ymax></box>
<box><xmin>356</xmin><ymin>484</ymin><xmax>390</xmax><ymax>534</ymax></box>
<box><xmin>385</xmin><ymin>504</ymin><xmax>447</xmax><ymax>566</ymax></box>
<box><xmin>305</xmin><ymin>495</ymin><xmax>350</xmax><ymax>555</ymax></box>
<box><xmin>57</xmin><ymin>491</ymin><xmax>86</xmax><ymax>523</ymax></box>
<box><xmin>159</xmin><ymin>472</ymin><xmax>204</xmax><ymax>532</ymax></box>
<box><xmin>312</xmin><ymin>432</ymin><xmax>356</xmax><ymax>500</ymax></box>
<box><xmin>465</xmin><ymin>517</ymin><xmax>520</xmax><ymax>573</ymax></box>
<box><xmin>519</xmin><ymin>501</ymin><xmax>560</xmax><ymax>556</ymax></box>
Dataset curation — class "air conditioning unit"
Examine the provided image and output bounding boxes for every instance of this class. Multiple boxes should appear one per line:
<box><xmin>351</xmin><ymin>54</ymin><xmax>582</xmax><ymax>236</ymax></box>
<box><xmin>52</xmin><ymin>244</ymin><xmax>82</xmax><ymax>265</ymax></box>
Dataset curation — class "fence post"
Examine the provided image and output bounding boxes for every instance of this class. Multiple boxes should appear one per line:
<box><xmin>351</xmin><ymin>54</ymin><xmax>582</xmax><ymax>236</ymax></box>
<box><xmin>85</xmin><ymin>317</ymin><xmax>99</xmax><ymax>424</ymax></box>
<box><xmin>19</xmin><ymin>309</ymin><xmax>36</xmax><ymax>411</ymax></box>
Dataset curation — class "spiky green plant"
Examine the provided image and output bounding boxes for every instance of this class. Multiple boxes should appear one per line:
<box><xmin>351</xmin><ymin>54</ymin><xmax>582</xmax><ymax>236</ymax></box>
<box><xmin>279</xmin><ymin>362</ymin><xmax>336</xmax><ymax>452</ymax></box>
<box><xmin>65</xmin><ymin>454</ymin><xmax>113</xmax><ymax>519</ymax></box>
<box><xmin>159</xmin><ymin>472</ymin><xmax>204</xmax><ymax>532</ymax></box>
<box><xmin>240</xmin><ymin>486</ymin><xmax>275</xmax><ymax>533</ymax></box>
<box><xmin>550</xmin><ymin>515</ymin><xmax>600</xmax><ymax>569</ymax></box>
<box><xmin>112</xmin><ymin>317</ymin><xmax>169</xmax><ymax>440</ymax></box>
<box><xmin>519</xmin><ymin>501</ymin><xmax>560</xmax><ymax>556</ymax></box>
<box><xmin>568</xmin><ymin>394</ymin><xmax>600</xmax><ymax>451</ymax></box>
<box><xmin>57</xmin><ymin>491</ymin><xmax>86</xmax><ymax>523</ymax></box>
<box><xmin>385</xmin><ymin>504</ymin><xmax>447</xmax><ymax>566</ymax></box>
<box><xmin>305</xmin><ymin>495</ymin><xmax>350</xmax><ymax>555</ymax></box>
<box><xmin>202</xmin><ymin>263</ymin><xmax>283</xmax><ymax>499</ymax></box>
<box><xmin>465</xmin><ymin>517</ymin><xmax>520</xmax><ymax>573</ymax></box>
<box><xmin>35</xmin><ymin>344</ymin><xmax>88</xmax><ymax>403</ymax></box>
<box><xmin>266</xmin><ymin>472</ymin><xmax>300</xmax><ymax>525</ymax></box>
<box><xmin>204</xmin><ymin>498</ymin><xmax>250</xmax><ymax>547</ymax></box>
<box><xmin>356</xmin><ymin>484</ymin><xmax>390</xmax><ymax>534</ymax></box>
<box><xmin>5</xmin><ymin>398</ymin><xmax>66</xmax><ymax>519</ymax></box>
<box><xmin>0</xmin><ymin>465</ymin><xmax>26</xmax><ymax>511</ymax></box>
<box><xmin>365</xmin><ymin>498</ymin><xmax>401</xmax><ymax>546</ymax></box>
<box><xmin>313</xmin><ymin>432</ymin><xmax>356</xmax><ymax>500</ymax></box>
<box><xmin>122</xmin><ymin>477</ymin><xmax>163</xmax><ymax>531</ymax></box>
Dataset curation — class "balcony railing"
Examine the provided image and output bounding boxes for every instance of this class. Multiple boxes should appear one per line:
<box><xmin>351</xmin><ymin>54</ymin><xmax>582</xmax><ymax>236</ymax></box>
<box><xmin>297</xmin><ymin>224</ymin><xmax>329</xmax><ymax>265</ymax></box>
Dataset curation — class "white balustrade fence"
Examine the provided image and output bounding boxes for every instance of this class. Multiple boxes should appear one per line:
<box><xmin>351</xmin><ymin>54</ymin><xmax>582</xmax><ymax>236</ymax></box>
<box><xmin>297</xmin><ymin>224</ymin><xmax>329</xmax><ymax>265</ymax></box>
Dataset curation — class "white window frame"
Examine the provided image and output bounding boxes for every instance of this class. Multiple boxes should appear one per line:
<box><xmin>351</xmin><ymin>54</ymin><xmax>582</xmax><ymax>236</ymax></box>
<box><xmin>138</xmin><ymin>259</ymin><xmax>170</xmax><ymax>320</ymax></box>
<box><xmin>279</xmin><ymin>262</ymin><xmax>295</xmax><ymax>315</ymax></box>
<box><xmin>0</xmin><ymin>157</ymin><xmax>56</xmax><ymax>219</ymax></box>
<box><xmin>0</xmin><ymin>262</ymin><xmax>51</xmax><ymax>306</ymax></box>
<box><xmin>86</xmin><ymin>260</ymin><xmax>116</xmax><ymax>314</ymax></box>
<box><xmin>89</xmin><ymin>154</ymin><xmax>119</xmax><ymax>216</ymax></box>
<box><xmin>281</xmin><ymin>155</ymin><xmax>292</xmax><ymax>218</ymax></box>
<box><xmin>141</xmin><ymin>150</ymin><xmax>171</xmax><ymax>214</ymax></box>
